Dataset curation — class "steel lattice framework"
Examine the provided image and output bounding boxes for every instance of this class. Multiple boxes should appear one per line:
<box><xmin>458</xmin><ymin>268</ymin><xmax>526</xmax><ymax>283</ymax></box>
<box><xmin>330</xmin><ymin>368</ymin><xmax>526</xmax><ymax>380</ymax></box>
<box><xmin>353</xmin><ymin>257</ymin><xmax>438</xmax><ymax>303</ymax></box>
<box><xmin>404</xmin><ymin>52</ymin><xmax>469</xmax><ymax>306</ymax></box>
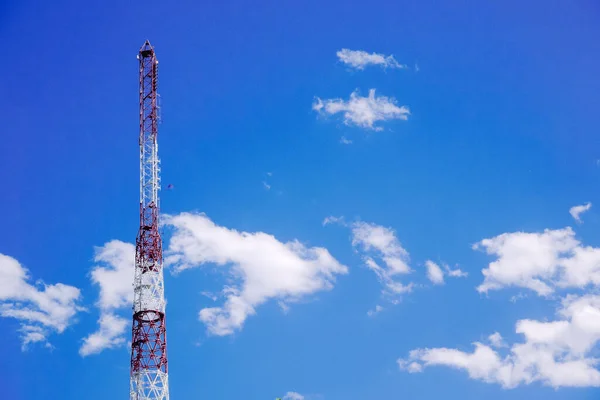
<box><xmin>130</xmin><ymin>40</ymin><xmax>169</xmax><ymax>400</ymax></box>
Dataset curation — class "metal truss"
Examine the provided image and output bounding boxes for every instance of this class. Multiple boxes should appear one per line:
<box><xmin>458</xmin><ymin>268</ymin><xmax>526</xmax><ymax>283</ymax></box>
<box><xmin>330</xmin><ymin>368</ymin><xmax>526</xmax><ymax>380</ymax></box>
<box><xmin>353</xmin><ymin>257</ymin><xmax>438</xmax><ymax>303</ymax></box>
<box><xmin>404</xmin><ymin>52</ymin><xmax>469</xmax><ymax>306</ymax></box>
<box><xmin>130</xmin><ymin>40</ymin><xmax>169</xmax><ymax>400</ymax></box>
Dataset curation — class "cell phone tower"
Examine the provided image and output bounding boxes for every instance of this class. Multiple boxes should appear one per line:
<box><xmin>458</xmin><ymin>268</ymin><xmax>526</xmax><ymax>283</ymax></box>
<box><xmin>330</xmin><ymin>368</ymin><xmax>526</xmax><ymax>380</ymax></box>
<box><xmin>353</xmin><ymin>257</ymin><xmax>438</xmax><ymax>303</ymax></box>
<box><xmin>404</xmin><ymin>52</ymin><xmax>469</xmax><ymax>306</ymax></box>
<box><xmin>130</xmin><ymin>40</ymin><xmax>169</xmax><ymax>400</ymax></box>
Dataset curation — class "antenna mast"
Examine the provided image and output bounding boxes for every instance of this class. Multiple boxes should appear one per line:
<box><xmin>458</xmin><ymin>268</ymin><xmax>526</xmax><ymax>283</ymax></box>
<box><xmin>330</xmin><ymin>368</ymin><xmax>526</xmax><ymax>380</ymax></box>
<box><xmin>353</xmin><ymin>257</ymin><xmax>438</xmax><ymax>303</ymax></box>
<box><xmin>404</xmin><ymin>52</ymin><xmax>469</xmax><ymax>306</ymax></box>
<box><xmin>130</xmin><ymin>40</ymin><xmax>169</xmax><ymax>400</ymax></box>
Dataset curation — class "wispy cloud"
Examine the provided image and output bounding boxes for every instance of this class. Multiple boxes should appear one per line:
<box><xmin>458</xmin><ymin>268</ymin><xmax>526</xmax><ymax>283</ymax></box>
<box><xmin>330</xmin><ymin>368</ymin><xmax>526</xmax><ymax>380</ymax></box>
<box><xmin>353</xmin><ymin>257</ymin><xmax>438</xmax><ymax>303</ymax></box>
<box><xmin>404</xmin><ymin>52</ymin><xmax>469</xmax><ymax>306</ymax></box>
<box><xmin>351</xmin><ymin>221</ymin><xmax>411</xmax><ymax>275</ymax></box>
<box><xmin>445</xmin><ymin>264</ymin><xmax>468</xmax><ymax>278</ymax></box>
<box><xmin>0</xmin><ymin>253</ymin><xmax>83</xmax><ymax>350</ymax></box>
<box><xmin>164</xmin><ymin>212</ymin><xmax>348</xmax><ymax>336</ymax></box>
<box><xmin>325</xmin><ymin>217</ymin><xmax>413</xmax><ymax>298</ymax></box>
<box><xmin>570</xmin><ymin>202</ymin><xmax>591</xmax><ymax>223</ymax></box>
<box><xmin>487</xmin><ymin>332</ymin><xmax>506</xmax><ymax>349</ymax></box>
<box><xmin>322</xmin><ymin>216</ymin><xmax>345</xmax><ymax>226</ymax></box>
<box><xmin>263</xmin><ymin>172</ymin><xmax>274</xmax><ymax>191</ymax></box>
<box><xmin>336</xmin><ymin>49</ymin><xmax>406</xmax><ymax>70</ymax></box>
<box><xmin>367</xmin><ymin>304</ymin><xmax>384</xmax><ymax>317</ymax></box>
<box><xmin>313</xmin><ymin>89</ymin><xmax>410</xmax><ymax>131</ymax></box>
<box><xmin>339</xmin><ymin>136</ymin><xmax>353</xmax><ymax>145</ymax></box>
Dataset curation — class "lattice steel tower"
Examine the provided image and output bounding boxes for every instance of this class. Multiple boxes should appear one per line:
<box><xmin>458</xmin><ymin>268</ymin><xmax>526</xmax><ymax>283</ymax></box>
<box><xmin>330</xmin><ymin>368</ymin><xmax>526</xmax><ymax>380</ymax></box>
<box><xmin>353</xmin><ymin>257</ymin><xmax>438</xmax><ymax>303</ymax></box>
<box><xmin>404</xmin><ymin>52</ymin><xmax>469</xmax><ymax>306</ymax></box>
<box><xmin>130</xmin><ymin>40</ymin><xmax>169</xmax><ymax>400</ymax></box>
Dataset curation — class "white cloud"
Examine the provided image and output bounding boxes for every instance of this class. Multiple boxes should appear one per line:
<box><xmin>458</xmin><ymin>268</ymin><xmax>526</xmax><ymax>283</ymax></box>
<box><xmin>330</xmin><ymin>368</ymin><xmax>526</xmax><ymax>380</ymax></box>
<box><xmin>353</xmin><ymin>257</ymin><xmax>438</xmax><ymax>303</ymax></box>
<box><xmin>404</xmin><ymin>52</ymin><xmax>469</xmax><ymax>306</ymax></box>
<box><xmin>474</xmin><ymin>227</ymin><xmax>600</xmax><ymax>296</ymax></box>
<box><xmin>336</xmin><ymin>49</ymin><xmax>406</xmax><ymax>70</ymax></box>
<box><xmin>282</xmin><ymin>392</ymin><xmax>305</xmax><ymax>400</ymax></box>
<box><xmin>80</xmin><ymin>240</ymin><xmax>135</xmax><ymax>356</ymax></box>
<box><xmin>425</xmin><ymin>261</ymin><xmax>445</xmax><ymax>285</ymax></box>
<box><xmin>313</xmin><ymin>89</ymin><xmax>410</xmax><ymax>131</ymax></box>
<box><xmin>201</xmin><ymin>291</ymin><xmax>218</xmax><ymax>301</ymax></box>
<box><xmin>399</xmin><ymin>294</ymin><xmax>600</xmax><ymax>388</ymax></box>
<box><xmin>367</xmin><ymin>304</ymin><xmax>384</xmax><ymax>317</ymax></box>
<box><xmin>424</xmin><ymin>261</ymin><xmax>468</xmax><ymax>286</ymax></box>
<box><xmin>263</xmin><ymin>181</ymin><xmax>271</xmax><ymax>191</ymax></box>
<box><xmin>351</xmin><ymin>221</ymin><xmax>411</xmax><ymax>275</ymax></box>
<box><xmin>339</xmin><ymin>136</ymin><xmax>353</xmax><ymax>145</ymax></box>
<box><xmin>445</xmin><ymin>264</ymin><xmax>468</xmax><ymax>278</ymax></box>
<box><xmin>19</xmin><ymin>325</ymin><xmax>51</xmax><ymax>350</ymax></box>
<box><xmin>0</xmin><ymin>253</ymin><xmax>83</xmax><ymax>350</ymax></box>
<box><xmin>510</xmin><ymin>292</ymin><xmax>529</xmax><ymax>303</ymax></box>
<box><xmin>79</xmin><ymin>313</ymin><xmax>128</xmax><ymax>356</ymax></box>
<box><xmin>325</xmin><ymin>217</ymin><xmax>413</xmax><ymax>298</ymax></box>
<box><xmin>364</xmin><ymin>257</ymin><xmax>413</xmax><ymax>296</ymax></box>
<box><xmin>164</xmin><ymin>212</ymin><xmax>348</xmax><ymax>336</ymax></box>
<box><xmin>570</xmin><ymin>202</ymin><xmax>592</xmax><ymax>223</ymax></box>
<box><xmin>90</xmin><ymin>240</ymin><xmax>135</xmax><ymax>310</ymax></box>
<box><xmin>322</xmin><ymin>216</ymin><xmax>345</xmax><ymax>226</ymax></box>
<box><xmin>488</xmin><ymin>332</ymin><xmax>506</xmax><ymax>348</ymax></box>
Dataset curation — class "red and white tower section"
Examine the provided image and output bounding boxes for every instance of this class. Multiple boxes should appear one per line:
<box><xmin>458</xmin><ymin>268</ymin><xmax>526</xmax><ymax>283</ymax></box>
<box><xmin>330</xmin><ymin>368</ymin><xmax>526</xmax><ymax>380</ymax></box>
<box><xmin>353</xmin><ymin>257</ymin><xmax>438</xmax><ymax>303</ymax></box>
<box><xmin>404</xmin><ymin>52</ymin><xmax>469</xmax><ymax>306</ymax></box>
<box><xmin>130</xmin><ymin>40</ymin><xmax>169</xmax><ymax>400</ymax></box>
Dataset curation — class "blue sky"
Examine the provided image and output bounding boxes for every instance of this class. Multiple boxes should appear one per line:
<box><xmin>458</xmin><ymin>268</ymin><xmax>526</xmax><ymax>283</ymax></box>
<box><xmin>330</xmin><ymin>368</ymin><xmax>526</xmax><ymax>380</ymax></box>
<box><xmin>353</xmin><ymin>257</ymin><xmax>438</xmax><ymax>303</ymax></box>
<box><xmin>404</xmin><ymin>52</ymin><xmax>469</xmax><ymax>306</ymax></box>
<box><xmin>1</xmin><ymin>0</ymin><xmax>600</xmax><ymax>399</ymax></box>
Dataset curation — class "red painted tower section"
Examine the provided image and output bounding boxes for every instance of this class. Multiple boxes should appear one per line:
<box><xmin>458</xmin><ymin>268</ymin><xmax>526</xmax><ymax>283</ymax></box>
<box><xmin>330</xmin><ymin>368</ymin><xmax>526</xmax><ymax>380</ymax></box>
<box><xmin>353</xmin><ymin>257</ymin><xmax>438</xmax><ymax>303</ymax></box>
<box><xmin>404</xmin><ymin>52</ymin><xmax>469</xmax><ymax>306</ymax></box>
<box><xmin>130</xmin><ymin>40</ymin><xmax>169</xmax><ymax>400</ymax></box>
